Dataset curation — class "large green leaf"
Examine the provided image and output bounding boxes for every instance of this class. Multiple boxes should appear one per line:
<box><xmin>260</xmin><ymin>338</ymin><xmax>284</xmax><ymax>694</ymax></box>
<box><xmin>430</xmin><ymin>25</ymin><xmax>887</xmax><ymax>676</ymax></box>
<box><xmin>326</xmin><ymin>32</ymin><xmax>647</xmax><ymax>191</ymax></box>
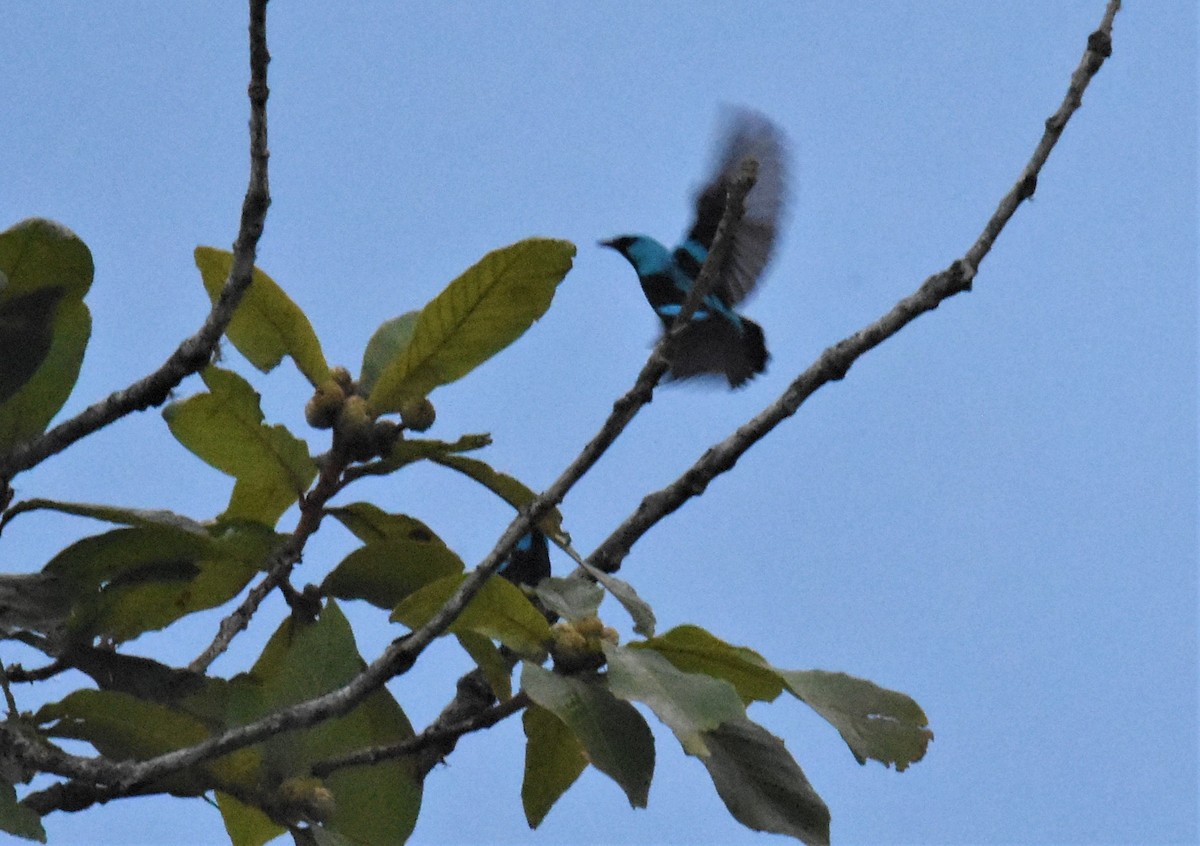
<box><xmin>194</xmin><ymin>246</ymin><xmax>330</xmax><ymax>386</ymax></box>
<box><xmin>321</xmin><ymin>536</ymin><xmax>464</xmax><ymax>610</ymax></box>
<box><xmin>780</xmin><ymin>670</ymin><xmax>933</xmax><ymax>771</ymax></box>
<box><xmin>0</xmin><ymin>780</ymin><xmax>45</xmax><ymax>843</ymax></box>
<box><xmin>368</xmin><ymin>238</ymin><xmax>574</xmax><ymax>412</ymax></box>
<box><xmin>248</xmin><ymin>601</ymin><xmax>421</xmax><ymax>845</ymax></box>
<box><xmin>42</xmin><ymin>525</ymin><xmax>259</xmax><ymax>643</ymax></box>
<box><xmin>391</xmin><ymin>574</ymin><xmax>551</xmax><ymax>661</ymax></box>
<box><xmin>163</xmin><ymin>366</ymin><xmax>317</xmax><ymax>526</ymax></box>
<box><xmin>604</xmin><ymin>643</ymin><xmax>745</xmax><ymax>756</ymax></box>
<box><xmin>0</xmin><ymin>287</ymin><xmax>63</xmax><ymax>405</ymax></box>
<box><xmin>521</xmin><ymin>703</ymin><xmax>587</xmax><ymax>828</ymax></box>
<box><xmin>698</xmin><ymin>718</ymin><xmax>830</xmax><ymax>845</ymax></box>
<box><xmin>520</xmin><ymin>663</ymin><xmax>653</xmax><ymax>809</ymax></box>
<box><xmin>632</xmin><ymin>625</ymin><xmax>786</xmax><ymax>705</ymax></box>
<box><xmin>37</xmin><ymin>689</ymin><xmax>260</xmax><ymax>797</ymax></box>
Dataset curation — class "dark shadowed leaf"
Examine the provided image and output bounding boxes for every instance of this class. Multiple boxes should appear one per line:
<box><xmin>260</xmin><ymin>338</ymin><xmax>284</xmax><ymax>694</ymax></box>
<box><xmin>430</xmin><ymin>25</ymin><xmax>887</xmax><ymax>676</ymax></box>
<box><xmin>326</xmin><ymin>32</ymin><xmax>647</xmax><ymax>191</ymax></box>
<box><xmin>0</xmin><ymin>780</ymin><xmax>46</xmax><ymax>842</ymax></box>
<box><xmin>359</xmin><ymin>312</ymin><xmax>418</xmax><ymax>396</ymax></box>
<box><xmin>0</xmin><ymin>299</ymin><xmax>89</xmax><ymax>453</ymax></box>
<box><xmin>367</xmin><ymin>238</ymin><xmax>574</xmax><ymax>411</ymax></box>
<box><xmin>391</xmin><ymin>574</ymin><xmax>550</xmax><ymax>661</ymax></box>
<box><xmin>780</xmin><ymin>670</ymin><xmax>933</xmax><ymax>771</ymax></box>
<box><xmin>580</xmin><ymin>562</ymin><xmax>655</xmax><ymax>638</ymax></box>
<box><xmin>521</xmin><ymin>703</ymin><xmax>587</xmax><ymax>828</ymax></box>
<box><xmin>0</xmin><ymin>287</ymin><xmax>62</xmax><ymax>405</ymax></box>
<box><xmin>163</xmin><ymin>367</ymin><xmax>316</xmax><ymax>527</ymax></box>
<box><xmin>520</xmin><ymin>663</ymin><xmax>653</xmax><ymax>809</ymax></box>
<box><xmin>699</xmin><ymin>718</ymin><xmax>830</xmax><ymax>845</ymax></box>
<box><xmin>632</xmin><ymin>625</ymin><xmax>786</xmax><ymax>704</ymax></box>
<box><xmin>194</xmin><ymin>246</ymin><xmax>331</xmax><ymax>386</ymax></box>
<box><xmin>321</xmin><ymin>536</ymin><xmax>464</xmax><ymax>610</ymax></box>
<box><xmin>0</xmin><ymin>219</ymin><xmax>92</xmax><ymax>443</ymax></box>
<box><xmin>604</xmin><ymin>643</ymin><xmax>744</xmax><ymax>755</ymax></box>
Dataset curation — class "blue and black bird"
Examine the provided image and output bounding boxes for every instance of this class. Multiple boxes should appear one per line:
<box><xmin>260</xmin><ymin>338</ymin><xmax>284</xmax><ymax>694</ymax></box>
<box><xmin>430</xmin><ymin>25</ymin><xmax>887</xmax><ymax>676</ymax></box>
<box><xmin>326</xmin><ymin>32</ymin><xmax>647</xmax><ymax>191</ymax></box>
<box><xmin>601</xmin><ymin>108</ymin><xmax>789</xmax><ymax>388</ymax></box>
<box><xmin>497</xmin><ymin>528</ymin><xmax>551</xmax><ymax>587</ymax></box>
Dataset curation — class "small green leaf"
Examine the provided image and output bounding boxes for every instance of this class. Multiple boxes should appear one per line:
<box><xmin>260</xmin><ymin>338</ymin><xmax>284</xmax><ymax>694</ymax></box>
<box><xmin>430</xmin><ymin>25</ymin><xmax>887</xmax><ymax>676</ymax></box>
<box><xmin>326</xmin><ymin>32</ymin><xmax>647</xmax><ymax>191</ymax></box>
<box><xmin>0</xmin><ymin>780</ymin><xmax>46</xmax><ymax>842</ymax></box>
<box><xmin>326</xmin><ymin>503</ymin><xmax>442</xmax><ymax>545</ymax></box>
<box><xmin>216</xmin><ymin>791</ymin><xmax>285</xmax><ymax>846</ymax></box>
<box><xmin>521</xmin><ymin>704</ymin><xmax>587</xmax><ymax>828</ymax></box>
<box><xmin>534</xmin><ymin>574</ymin><xmax>604</xmax><ymax>622</ymax></box>
<box><xmin>580</xmin><ymin>561</ymin><xmax>655</xmax><ymax>638</ymax></box>
<box><xmin>359</xmin><ymin>312</ymin><xmax>418</xmax><ymax>396</ymax></box>
<box><xmin>391</xmin><ymin>574</ymin><xmax>551</xmax><ymax>661</ymax></box>
<box><xmin>698</xmin><ymin>718</ymin><xmax>830</xmax><ymax>846</ymax></box>
<box><xmin>604</xmin><ymin>643</ymin><xmax>745</xmax><ymax>756</ymax></box>
<box><xmin>430</xmin><ymin>453</ymin><xmax>569</xmax><ymax>546</ymax></box>
<box><xmin>163</xmin><ymin>367</ymin><xmax>317</xmax><ymax>527</ymax></box>
<box><xmin>780</xmin><ymin>670</ymin><xmax>933</xmax><ymax>771</ymax></box>
<box><xmin>456</xmin><ymin>632</ymin><xmax>513</xmax><ymax>701</ymax></box>
<box><xmin>632</xmin><ymin>625</ymin><xmax>786</xmax><ymax>705</ymax></box>
<box><xmin>194</xmin><ymin>246</ymin><xmax>331</xmax><ymax>385</ymax></box>
<box><xmin>321</xmin><ymin>537</ymin><xmax>464</xmax><ymax>610</ymax></box>
<box><xmin>368</xmin><ymin>238</ymin><xmax>574</xmax><ymax>412</ymax></box>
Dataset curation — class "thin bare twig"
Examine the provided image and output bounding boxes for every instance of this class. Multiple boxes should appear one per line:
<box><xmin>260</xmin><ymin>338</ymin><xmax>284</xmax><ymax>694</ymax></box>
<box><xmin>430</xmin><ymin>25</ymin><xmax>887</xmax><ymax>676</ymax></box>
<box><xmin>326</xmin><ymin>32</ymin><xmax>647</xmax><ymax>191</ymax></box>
<box><xmin>188</xmin><ymin>450</ymin><xmax>347</xmax><ymax>672</ymax></box>
<box><xmin>311</xmin><ymin>689</ymin><xmax>530</xmax><ymax>778</ymax></box>
<box><xmin>0</xmin><ymin>0</ymin><xmax>273</xmax><ymax>483</ymax></box>
<box><xmin>587</xmin><ymin>0</ymin><xmax>1121</xmax><ymax>573</ymax></box>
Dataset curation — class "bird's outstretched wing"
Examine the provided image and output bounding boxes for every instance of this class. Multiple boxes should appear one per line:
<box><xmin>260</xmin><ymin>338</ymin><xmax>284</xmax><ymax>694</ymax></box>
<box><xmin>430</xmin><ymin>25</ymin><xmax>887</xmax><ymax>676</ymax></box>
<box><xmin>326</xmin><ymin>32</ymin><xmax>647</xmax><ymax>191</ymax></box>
<box><xmin>679</xmin><ymin>107</ymin><xmax>789</xmax><ymax>307</ymax></box>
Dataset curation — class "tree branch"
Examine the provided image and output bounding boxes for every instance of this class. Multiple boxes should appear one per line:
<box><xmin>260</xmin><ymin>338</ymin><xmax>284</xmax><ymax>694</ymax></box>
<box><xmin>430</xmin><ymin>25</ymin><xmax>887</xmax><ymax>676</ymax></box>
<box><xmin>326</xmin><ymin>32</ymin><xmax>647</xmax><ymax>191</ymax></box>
<box><xmin>0</xmin><ymin>0</ymin><xmax>273</xmax><ymax>483</ymax></box>
<box><xmin>587</xmin><ymin>0</ymin><xmax>1121</xmax><ymax>573</ymax></box>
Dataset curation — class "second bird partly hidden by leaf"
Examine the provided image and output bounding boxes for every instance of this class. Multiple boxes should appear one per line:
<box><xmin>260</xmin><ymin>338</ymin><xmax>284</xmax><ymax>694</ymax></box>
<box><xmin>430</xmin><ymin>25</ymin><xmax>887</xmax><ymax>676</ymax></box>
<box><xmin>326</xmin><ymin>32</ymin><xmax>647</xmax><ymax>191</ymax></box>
<box><xmin>602</xmin><ymin>108</ymin><xmax>789</xmax><ymax>388</ymax></box>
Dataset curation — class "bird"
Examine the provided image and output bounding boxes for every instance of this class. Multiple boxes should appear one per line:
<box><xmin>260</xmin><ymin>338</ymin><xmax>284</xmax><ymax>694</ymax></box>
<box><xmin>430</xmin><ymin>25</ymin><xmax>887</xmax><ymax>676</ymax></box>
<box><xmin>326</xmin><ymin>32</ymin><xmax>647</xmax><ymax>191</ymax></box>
<box><xmin>497</xmin><ymin>528</ymin><xmax>550</xmax><ymax>587</ymax></box>
<box><xmin>601</xmin><ymin>108</ymin><xmax>789</xmax><ymax>388</ymax></box>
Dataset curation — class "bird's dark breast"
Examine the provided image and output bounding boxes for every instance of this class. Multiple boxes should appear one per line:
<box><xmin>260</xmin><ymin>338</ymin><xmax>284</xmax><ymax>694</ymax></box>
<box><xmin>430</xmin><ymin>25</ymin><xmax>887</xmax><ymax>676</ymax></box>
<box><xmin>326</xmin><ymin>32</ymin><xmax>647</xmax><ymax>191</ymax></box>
<box><xmin>640</xmin><ymin>271</ymin><xmax>685</xmax><ymax>326</ymax></box>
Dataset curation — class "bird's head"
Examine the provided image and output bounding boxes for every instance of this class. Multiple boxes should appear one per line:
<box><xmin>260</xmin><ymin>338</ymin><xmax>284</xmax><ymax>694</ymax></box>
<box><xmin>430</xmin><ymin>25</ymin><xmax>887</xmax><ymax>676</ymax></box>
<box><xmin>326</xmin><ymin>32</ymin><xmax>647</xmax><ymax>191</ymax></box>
<box><xmin>599</xmin><ymin>235</ymin><xmax>671</xmax><ymax>276</ymax></box>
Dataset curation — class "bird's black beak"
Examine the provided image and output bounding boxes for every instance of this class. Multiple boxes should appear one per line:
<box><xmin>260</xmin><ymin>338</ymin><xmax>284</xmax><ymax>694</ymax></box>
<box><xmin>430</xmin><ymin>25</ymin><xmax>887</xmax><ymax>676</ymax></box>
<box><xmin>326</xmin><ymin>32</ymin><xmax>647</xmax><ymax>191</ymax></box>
<box><xmin>598</xmin><ymin>238</ymin><xmax>616</xmax><ymax>250</ymax></box>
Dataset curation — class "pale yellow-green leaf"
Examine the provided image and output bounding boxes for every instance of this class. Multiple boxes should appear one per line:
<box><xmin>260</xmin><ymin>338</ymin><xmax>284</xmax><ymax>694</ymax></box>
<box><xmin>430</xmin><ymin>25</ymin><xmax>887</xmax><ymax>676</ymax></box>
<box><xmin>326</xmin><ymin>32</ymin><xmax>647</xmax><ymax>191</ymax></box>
<box><xmin>368</xmin><ymin>238</ymin><xmax>574</xmax><ymax>412</ymax></box>
<box><xmin>195</xmin><ymin>246</ymin><xmax>330</xmax><ymax>386</ymax></box>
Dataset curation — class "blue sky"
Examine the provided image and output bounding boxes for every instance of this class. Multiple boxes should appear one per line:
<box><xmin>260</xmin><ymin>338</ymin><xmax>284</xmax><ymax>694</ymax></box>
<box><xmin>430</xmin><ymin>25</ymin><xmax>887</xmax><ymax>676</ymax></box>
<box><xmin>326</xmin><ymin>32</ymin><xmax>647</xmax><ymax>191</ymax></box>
<box><xmin>3</xmin><ymin>3</ymin><xmax>1196</xmax><ymax>844</ymax></box>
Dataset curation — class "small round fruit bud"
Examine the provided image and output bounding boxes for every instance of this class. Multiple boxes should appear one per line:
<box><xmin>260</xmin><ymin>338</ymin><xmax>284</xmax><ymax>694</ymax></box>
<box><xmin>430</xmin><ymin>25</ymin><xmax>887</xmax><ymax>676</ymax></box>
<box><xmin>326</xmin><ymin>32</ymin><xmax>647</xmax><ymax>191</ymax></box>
<box><xmin>400</xmin><ymin>397</ymin><xmax>436</xmax><ymax>432</ymax></box>
<box><xmin>330</xmin><ymin>366</ymin><xmax>354</xmax><ymax>392</ymax></box>
<box><xmin>304</xmin><ymin>380</ymin><xmax>346</xmax><ymax>429</ymax></box>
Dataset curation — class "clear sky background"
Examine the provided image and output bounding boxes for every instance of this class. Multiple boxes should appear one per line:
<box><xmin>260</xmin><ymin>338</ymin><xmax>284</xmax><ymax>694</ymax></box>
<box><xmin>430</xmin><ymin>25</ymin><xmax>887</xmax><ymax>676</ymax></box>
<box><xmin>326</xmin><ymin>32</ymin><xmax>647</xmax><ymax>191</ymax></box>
<box><xmin>2</xmin><ymin>3</ymin><xmax>1196</xmax><ymax>845</ymax></box>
